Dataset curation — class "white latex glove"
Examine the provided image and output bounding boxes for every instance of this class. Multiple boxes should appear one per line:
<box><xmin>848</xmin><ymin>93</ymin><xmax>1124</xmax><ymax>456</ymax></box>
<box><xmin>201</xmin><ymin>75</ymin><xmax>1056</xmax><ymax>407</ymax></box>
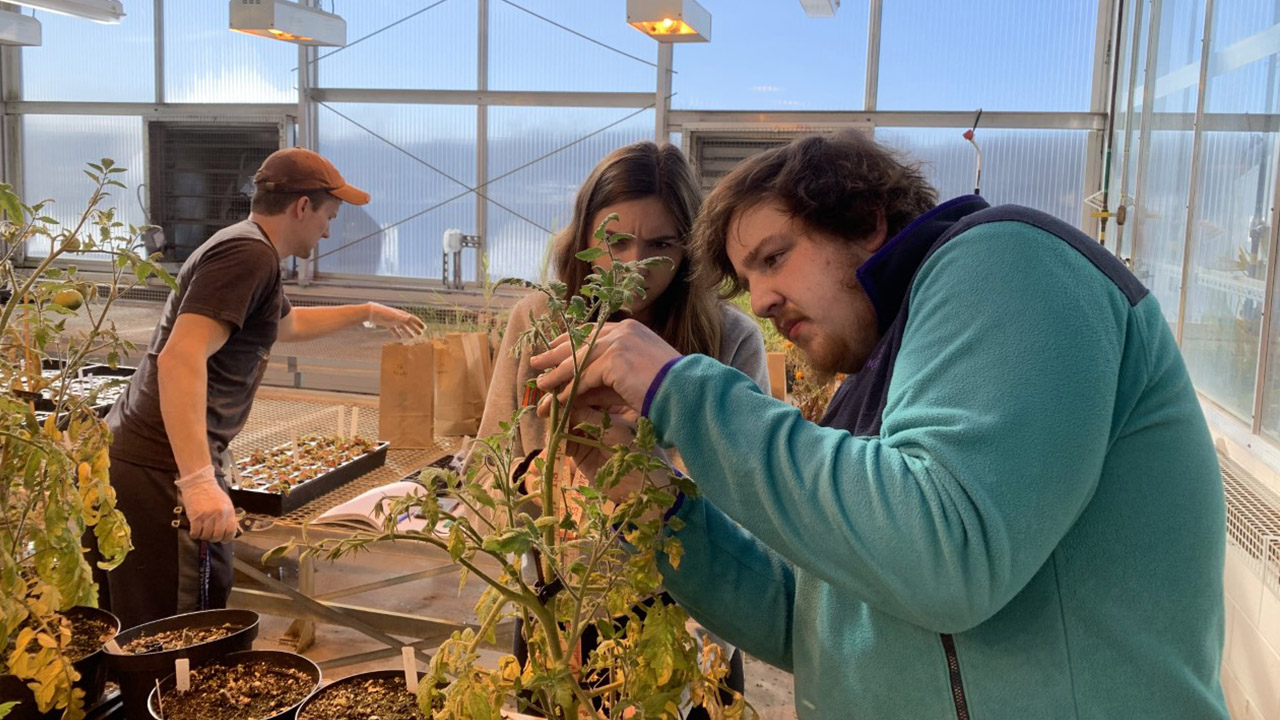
<box><xmin>175</xmin><ymin>465</ymin><xmax>236</xmax><ymax>543</ymax></box>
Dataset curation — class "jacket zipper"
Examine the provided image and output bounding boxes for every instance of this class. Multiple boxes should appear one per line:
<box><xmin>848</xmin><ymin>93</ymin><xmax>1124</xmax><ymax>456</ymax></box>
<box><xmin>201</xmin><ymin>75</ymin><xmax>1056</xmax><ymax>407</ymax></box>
<box><xmin>940</xmin><ymin>633</ymin><xmax>972</xmax><ymax>720</ymax></box>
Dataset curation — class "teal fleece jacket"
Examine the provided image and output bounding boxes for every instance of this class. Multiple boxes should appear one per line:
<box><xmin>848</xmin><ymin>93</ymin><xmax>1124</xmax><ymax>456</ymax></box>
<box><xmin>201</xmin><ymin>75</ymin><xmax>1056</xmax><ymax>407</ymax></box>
<box><xmin>648</xmin><ymin>206</ymin><xmax>1229</xmax><ymax>719</ymax></box>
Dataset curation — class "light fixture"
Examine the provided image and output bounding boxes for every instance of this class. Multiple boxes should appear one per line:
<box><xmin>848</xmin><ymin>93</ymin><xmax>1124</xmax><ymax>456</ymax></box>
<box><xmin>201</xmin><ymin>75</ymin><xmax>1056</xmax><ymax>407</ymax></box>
<box><xmin>626</xmin><ymin>0</ymin><xmax>710</xmax><ymax>43</ymax></box>
<box><xmin>229</xmin><ymin>0</ymin><xmax>346</xmax><ymax>47</ymax></box>
<box><xmin>798</xmin><ymin>0</ymin><xmax>840</xmax><ymax>17</ymax></box>
<box><xmin>0</xmin><ymin>11</ymin><xmax>41</xmax><ymax>46</ymax></box>
<box><xmin>6</xmin><ymin>0</ymin><xmax>122</xmax><ymax>24</ymax></box>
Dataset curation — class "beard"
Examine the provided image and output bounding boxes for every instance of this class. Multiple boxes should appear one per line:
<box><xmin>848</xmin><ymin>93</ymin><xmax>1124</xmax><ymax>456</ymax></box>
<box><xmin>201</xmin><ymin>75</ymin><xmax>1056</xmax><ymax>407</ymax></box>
<box><xmin>801</xmin><ymin>331</ymin><xmax>856</xmax><ymax>378</ymax></box>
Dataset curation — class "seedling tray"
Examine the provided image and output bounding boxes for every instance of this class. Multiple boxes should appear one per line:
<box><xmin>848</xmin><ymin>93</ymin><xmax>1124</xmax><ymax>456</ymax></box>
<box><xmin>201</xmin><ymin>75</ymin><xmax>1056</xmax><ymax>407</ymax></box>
<box><xmin>229</xmin><ymin>439</ymin><xmax>390</xmax><ymax>516</ymax></box>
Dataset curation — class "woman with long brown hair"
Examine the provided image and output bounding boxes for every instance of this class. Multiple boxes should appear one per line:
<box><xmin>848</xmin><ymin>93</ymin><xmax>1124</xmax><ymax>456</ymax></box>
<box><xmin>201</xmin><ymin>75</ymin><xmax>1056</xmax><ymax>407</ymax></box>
<box><xmin>474</xmin><ymin>140</ymin><xmax>767</xmax><ymax>718</ymax></box>
<box><xmin>477</xmin><ymin>139</ymin><xmax>768</xmax><ymax>464</ymax></box>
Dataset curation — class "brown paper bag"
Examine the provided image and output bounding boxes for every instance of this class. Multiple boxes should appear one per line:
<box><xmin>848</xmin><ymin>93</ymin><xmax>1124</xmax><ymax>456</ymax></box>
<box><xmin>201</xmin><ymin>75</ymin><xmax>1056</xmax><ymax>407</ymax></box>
<box><xmin>379</xmin><ymin>342</ymin><xmax>435</xmax><ymax>449</ymax></box>
<box><xmin>433</xmin><ymin>332</ymin><xmax>492</xmax><ymax>436</ymax></box>
<box><xmin>767</xmin><ymin>352</ymin><xmax>787</xmax><ymax>401</ymax></box>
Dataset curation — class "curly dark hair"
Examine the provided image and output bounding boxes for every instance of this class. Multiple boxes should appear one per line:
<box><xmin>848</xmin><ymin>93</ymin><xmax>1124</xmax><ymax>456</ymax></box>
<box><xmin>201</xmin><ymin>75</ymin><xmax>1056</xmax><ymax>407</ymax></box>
<box><xmin>692</xmin><ymin>132</ymin><xmax>938</xmax><ymax>295</ymax></box>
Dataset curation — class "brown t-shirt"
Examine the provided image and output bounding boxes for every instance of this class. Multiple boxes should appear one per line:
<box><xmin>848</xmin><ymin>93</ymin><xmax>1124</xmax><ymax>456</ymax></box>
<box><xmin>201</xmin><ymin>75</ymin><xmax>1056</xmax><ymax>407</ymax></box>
<box><xmin>108</xmin><ymin>220</ymin><xmax>292</xmax><ymax>473</ymax></box>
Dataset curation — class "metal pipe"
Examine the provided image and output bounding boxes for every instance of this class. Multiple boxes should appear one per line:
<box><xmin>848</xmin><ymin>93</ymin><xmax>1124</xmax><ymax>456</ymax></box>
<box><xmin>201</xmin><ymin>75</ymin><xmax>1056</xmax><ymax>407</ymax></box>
<box><xmin>1250</xmin><ymin>135</ymin><xmax>1280</xmax><ymax>435</ymax></box>
<box><xmin>1129</xmin><ymin>0</ymin><xmax>1165</xmax><ymax>280</ymax></box>
<box><xmin>655</xmin><ymin>42</ymin><xmax>672</xmax><ymax>141</ymax></box>
<box><xmin>864</xmin><ymin>0</ymin><xmax>882</xmax><ymax>112</ymax></box>
<box><xmin>1113</xmin><ymin>0</ymin><xmax>1148</xmax><ymax>259</ymax></box>
<box><xmin>476</xmin><ymin>0</ymin><xmax>489</xmax><ymax>287</ymax></box>
<box><xmin>153</xmin><ymin>0</ymin><xmax>163</xmax><ymax>104</ymax></box>
<box><xmin>1173</xmin><ymin>0</ymin><xmax>1216</xmax><ymax>346</ymax></box>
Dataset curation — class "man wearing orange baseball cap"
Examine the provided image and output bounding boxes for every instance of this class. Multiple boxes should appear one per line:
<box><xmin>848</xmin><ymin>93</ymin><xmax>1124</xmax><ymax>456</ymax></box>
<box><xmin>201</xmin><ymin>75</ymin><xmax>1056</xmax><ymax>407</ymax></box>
<box><xmin>102</xmin><ymin>147</ymin><xmax>426</xmax><ymax>628</ymax></box>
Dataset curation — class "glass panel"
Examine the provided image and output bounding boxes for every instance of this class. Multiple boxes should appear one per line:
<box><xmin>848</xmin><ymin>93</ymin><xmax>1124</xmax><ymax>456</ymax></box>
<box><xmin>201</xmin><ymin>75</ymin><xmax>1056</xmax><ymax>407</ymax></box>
<box><xmin>1131</xmin><ymin>127</ymin><xmax>1196</xmax><ymax>324</ymax></box>
<box><xmin>1197</xmin><ymin>0</ymin><xmax>1280</xmax><ymax>430</ymax></box>
<box><xmin>319</xmin><ymin>0</ymin><xmax>476</xmax><ymax>90</ymax></box>
<box><xmin>875</xmin><ymin>128</ymin><xmax>1087</xmax><ymax>225</ymax></box>
<box><xmin>21</xmin><ymin>115</ymin><xmax>146</xmax><ymax>259</ymax></box>
<box><xmin>486</xmin><ymin>106</ymin><xmax>654</xmax><ymax>281</ymax></box>
<box><xmin>1129</xmin><ymin>0</ymin><xmax>1207</xmax><ymax>326</ymax></box>
<box><xmin>165</xmin><ymin>0</ymin><xmax>295</xmax><ymax>104</ymax></box>
<box><xmin>877</xmin><ymin>0</ymin><xmax>1098</xmax><ymax>111</ymax></box>
<box><xmin>490</xmin><ymin>0</ymin><xmax>654</xmax><ymax>93</ymax></box>
<box><xmin>1203</xmin><ymin>0</ymin><xmax>1280</xmax><ymax>114</ymax></box>
<box><xmin>21</xmin><ymin>3</ymin><xmax>154</xmax><ymax>102</ymax></box>
<box><xmin>314</xmin><ymin>103</ymin><xmax>477</xmax><ymax>279</ymax></box>
<box><xmin>670</xmin><ymin>4</ymin><xmax>866</xmax><ymax>111</ymax></box>
<box><xmin>1147</xmin><ymin>0</ymin><xmax>1205</xmax><ymax>114</ymax></box>
<box><xmin>1184</xmin><ymin>131</ymin><xmax>1275</xmax><ymax>420</ymax></box>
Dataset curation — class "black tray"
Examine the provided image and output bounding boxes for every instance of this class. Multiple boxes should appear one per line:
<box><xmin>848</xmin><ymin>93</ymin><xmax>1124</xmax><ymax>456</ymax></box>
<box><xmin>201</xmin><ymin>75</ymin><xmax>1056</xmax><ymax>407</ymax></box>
<box><xmin>229</xmin><ymin>441</ymin><xmax>390</xmax><ymax>516</ymax></box>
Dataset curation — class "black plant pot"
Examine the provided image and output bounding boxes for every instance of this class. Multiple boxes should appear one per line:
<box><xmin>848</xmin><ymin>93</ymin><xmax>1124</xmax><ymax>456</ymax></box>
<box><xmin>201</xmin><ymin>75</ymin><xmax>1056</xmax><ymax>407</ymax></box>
<box><xmin>147</xmin><ymin>649</ymin><xmax>320</xmax><ymax>720</ymax></box>
<box><xmin>0</xmin><ymin>606</ymin><xmax>121</xmax><ymax>720</ymax></box>
<box><xmin>105</xmin><ymin>609</ymin><xmax>258</xmax><ymax>720</ymax></box>
<box><xmin>296</xmin><ymin>669</ymin><xmax>423</xmax><ymax>720</ymax></box>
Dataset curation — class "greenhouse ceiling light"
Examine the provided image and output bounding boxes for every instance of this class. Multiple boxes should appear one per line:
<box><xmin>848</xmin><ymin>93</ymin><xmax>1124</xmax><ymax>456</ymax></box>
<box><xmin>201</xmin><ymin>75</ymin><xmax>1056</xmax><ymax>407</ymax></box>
<box><xmin>798</xmin><ymin>0</ymin><xmax>840</xmax><ymax>17</ymax></box>
<box><xmin>0</xmin><ymin>12</ymin><xmax>41</xmax><ymax>46</ymax></box>
<box><xmin>229</xmin><ymin>0</ymin><xmax>346</xmax><ymax>47</ymax></box>
<box><xmin>626</xmin><ymin>0</ymin><xmax>710</xmax><ymax>43</ymax></box>
<box><xmin>6</xmin><ymin>0</ymin><xmax>123</xmax><ymax>24</ymax></box>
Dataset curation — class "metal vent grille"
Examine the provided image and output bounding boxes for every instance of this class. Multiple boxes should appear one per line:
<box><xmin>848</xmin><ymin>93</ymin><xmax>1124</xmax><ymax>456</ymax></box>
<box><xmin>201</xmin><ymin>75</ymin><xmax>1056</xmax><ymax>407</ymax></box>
<box><xmin>1221</xmin><ymin>455</ymin><xmax>1280</xmax><ymax>596</ymax></box>
<box><xmin>147</xmin><ymin>121</ymin><xmax>282</xmax><ymax>263</ymax></box>
<box><xmin>107</xmin><ymin>285</ymin><xmax>172</xmax><ymax>304</ymax></box>
<box><xmin>685</xmin><ymin>123</ymin><xmax>873</xmax><ymax>193</ymax></box>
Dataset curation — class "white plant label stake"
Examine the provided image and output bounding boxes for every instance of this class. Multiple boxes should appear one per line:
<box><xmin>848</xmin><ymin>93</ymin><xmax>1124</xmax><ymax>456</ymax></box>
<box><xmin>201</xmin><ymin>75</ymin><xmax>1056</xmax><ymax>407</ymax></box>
<box><xmin>104</xmin><ymin>638</ymin><xmax>122</xmax><ymax>654</ymax></box>
<box><xmin>175</xmin><ymin>658</ymin><xmax>190</xmax><ymax>692</ymax></box>
<box><xmin>337</xmin><ymin>406</ymin><xmax>346</xmax><ymax>439</ymax></box>
<box><xmin>402</xmin><ymin>646</ymin><xmax>419</xmax><ymax>694</ymax></box>
<box><xmin>350</xmin><ymin>407</ymin><xmax>360</xmax><ymax>438</ymax></box>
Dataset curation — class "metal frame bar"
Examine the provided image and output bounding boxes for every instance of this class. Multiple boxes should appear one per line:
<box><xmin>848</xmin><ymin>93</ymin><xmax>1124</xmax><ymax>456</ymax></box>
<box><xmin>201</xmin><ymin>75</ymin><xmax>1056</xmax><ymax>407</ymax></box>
<box><xmin>232</xmin><ymin>557</ymin><xmax>434</xmax><ymax>665</ymax></box>
<box><xmin>1083</xmin><ymin>0</ymin><xmax>1118</xmax><ymax>235</ymax></box>
<box><xmin>7</xmin><ymin>101</ymin><xmax>297</xmax><ymax>116</ymax></box>
<box><xmin>1112</xmin><ymin>0</ymin><xmax>1146</xmax><ymax>260</ymax></box>
<box><xmin>863</xmin><ymin>0</ymin><xmax>882</xmax><ymax>111</ymax></box>
<box><xmin>655</xmin><ymin>42</ymin><xmax>672</xmax><ymax>141</ymax></box>
<box><xmin>1251</xmin><ymin>136</ymin><xmax>1280</xmax><ymax>435</ymax></box>
<box><xmin>312</xmin><ymin>563</ymin><xmax>462</xmax><ymax>602</ymax></box>
<box><xmin>1129</xmin><ymin>0</ymin><xmax>1165</xmax><ymax>282</ymax></box>
<box><xmin>1173</xmin><ymin>0</ymin><xmax>1216</xmax><ymax>346</ymax></box>
<box><xmin>668</xmin><ymin>109</ymin><xmax>1105</xmax><ymax>130</ymax></box>
<box><xmin>475</xmin><ymin>0</ymin><xmax>489</xmax><ymax>287</ymax></box>
<box><xmin>1</xmin><ymin>39</ymin><xmax>23</xmax><ymax>265</ymax></box>
<box><xmin>313</xmin><ymin>88</ymin><xmax>656</xmax><ymax>108</ymax></box>
<box><xmin>153</xmin><ymin>0</ymin><xmax>163</xmax><ymax>104</ymax></box>
<box><xmin>297</xmin><ymin>3</ymin><xmax>319</xmax><ymax>285</ymax></box>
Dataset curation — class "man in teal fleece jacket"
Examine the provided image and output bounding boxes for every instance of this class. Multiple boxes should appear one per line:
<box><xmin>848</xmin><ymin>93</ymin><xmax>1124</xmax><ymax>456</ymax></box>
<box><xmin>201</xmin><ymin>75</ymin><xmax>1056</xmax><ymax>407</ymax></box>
<box><xmin>531</xmin><ymin>133</ymin><xmax>1229</xmax><ymax>719</ymax></box>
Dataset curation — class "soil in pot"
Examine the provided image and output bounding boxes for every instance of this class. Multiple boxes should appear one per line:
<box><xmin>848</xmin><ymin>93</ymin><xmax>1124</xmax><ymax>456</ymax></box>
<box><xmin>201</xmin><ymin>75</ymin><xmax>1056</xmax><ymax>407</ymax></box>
<box><xmin>0</xmin><ymin>607</ymin><xmax>120</xmax><ymax>720</ymax></box>
<box><xmin>152</xmin><ymin>659</ymin><xmax>313</xmax><ymax>720</ymax></box>
<box><xmin>3</xmin><ymin>610</ymin><xmax>116</xmax><ymax>661</ymax></box>
<box><xmin>299</xmin><ymin>675</ymin><xmax>424</xmax><ymax>720</ymax></box>
<box><xmin>63</xmin><ymin>613</ymin><xmax>116</xmax><ymax>661</ymax></box>
<box><xmin>121</xmin><ymin>622</ymin><xmax>242</xmax><ymax>655</ymax></box>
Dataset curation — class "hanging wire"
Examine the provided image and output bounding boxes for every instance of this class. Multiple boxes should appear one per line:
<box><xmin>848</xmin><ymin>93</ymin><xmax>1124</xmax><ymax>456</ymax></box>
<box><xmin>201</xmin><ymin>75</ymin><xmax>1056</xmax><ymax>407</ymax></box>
<box><xmin>294</xmin><ymin>0</ymin><xmax>455</xmax><ymax>72</ymax></box>
<box><xmin>317</xmin><ymin>101</ymin><xmax>553</xmax><ymax>236</ymax></box>
<box><xmin>313</xmin><ymin>103</ymin><xmax>656</xmax><ymax>261</ymax></box>
<box><xmin>498</xmin><ymin>0</ymin><xmax>661</xmax><ymax>70</ymax></box>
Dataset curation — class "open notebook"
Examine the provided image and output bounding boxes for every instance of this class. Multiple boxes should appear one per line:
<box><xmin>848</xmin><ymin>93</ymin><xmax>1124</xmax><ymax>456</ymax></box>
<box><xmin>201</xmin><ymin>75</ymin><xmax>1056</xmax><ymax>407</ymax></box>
<box><xmin>312</xmin><ymin>481</ymin><xmax>458</xmax><ymax>535</ymax></box>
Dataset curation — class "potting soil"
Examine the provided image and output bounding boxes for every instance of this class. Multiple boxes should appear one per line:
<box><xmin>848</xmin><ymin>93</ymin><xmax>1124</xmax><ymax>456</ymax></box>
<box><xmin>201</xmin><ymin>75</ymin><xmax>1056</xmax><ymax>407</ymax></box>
<box><xmin>121</xmin><ymin>622</ymin><xmax>243</xmax><ymax>654</ymax></box>
<box><xmin>153</xmin><ymin>659</ymin><xmax>312</xmax><ymax>720</ymax></box>
<box><xmin>299</xmin><ymin>676</ymin><xmax>425</xmax><ymax>720</ymax></box>
<box><xmin>64</xmin><ymin>615</ymin><xmax>115</xmax><ymax>662</ymax></box>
